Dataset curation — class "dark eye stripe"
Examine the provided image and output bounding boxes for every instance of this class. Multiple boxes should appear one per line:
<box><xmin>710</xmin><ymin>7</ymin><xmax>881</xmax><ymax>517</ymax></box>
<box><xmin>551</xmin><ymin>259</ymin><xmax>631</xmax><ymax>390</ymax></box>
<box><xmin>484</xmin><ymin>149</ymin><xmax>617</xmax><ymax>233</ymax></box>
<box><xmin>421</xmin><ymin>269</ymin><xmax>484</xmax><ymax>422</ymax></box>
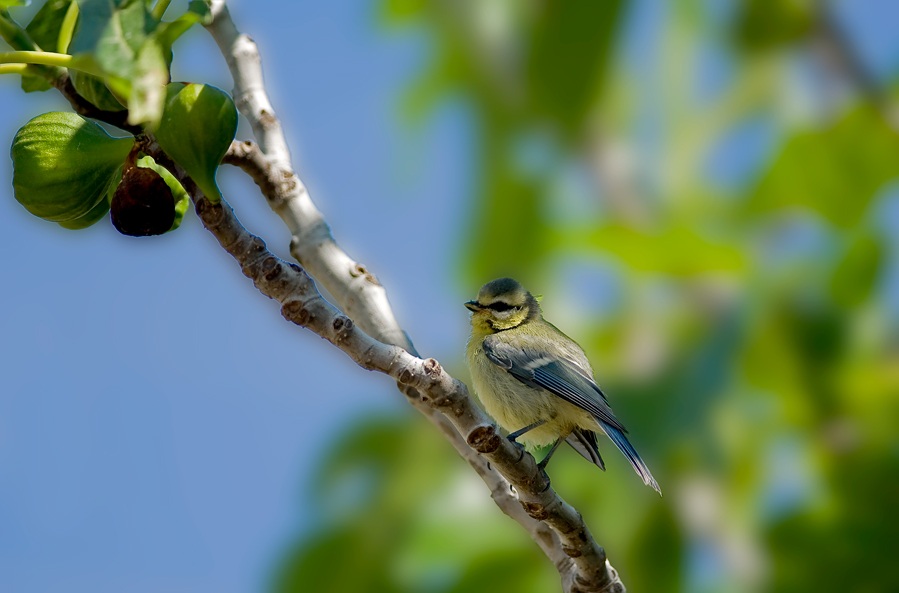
<box><xmin>487</xmin><ymin>301</ymin><xmax>515</xmax><ymax>312</ymax></box>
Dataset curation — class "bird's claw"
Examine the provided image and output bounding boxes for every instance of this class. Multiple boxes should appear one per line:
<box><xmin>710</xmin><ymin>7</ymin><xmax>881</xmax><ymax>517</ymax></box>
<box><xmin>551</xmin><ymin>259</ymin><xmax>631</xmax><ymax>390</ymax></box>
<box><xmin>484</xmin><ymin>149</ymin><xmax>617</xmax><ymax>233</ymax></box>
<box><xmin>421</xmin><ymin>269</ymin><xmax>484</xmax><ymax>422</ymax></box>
<box><xmin>506</xmin><ymin>435</ymin><xmax>526</xmax><ymax>461</ymax></box>
<box><xmin>537</xmin><ymin>467</ymin><xmax>551</xmax><ymax>493</ymax></box>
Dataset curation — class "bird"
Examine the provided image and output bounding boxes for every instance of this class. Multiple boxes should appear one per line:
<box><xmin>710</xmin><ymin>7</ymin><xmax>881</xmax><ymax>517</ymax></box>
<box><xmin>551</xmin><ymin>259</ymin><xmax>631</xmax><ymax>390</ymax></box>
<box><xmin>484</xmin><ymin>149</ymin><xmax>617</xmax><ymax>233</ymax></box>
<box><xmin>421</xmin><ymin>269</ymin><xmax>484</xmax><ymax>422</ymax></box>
<box><xmin>465</xmin><ymin>277</ymin><xmax>660</xmax><ymax>494</ymax></box>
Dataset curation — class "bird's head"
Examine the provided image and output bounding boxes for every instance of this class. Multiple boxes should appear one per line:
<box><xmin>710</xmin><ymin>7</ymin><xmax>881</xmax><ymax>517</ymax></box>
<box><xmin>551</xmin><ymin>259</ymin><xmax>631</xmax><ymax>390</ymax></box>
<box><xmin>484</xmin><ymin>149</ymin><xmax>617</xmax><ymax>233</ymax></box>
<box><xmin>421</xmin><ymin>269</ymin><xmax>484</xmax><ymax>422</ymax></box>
<box><xmin>465</xmin><ymin>277</ymin><xmax>540</xmax><ymax>333</ymax></box>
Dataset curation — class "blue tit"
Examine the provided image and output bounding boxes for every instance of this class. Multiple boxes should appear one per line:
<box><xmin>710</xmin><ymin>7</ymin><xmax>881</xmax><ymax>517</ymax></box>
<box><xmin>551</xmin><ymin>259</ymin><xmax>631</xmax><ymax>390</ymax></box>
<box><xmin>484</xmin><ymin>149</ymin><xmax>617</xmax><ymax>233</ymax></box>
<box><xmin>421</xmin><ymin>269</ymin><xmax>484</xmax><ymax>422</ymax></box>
<box><xmin>465</xmin><ymin>277</ymin><xmax>660</xmax><ymax>494</ymax></box>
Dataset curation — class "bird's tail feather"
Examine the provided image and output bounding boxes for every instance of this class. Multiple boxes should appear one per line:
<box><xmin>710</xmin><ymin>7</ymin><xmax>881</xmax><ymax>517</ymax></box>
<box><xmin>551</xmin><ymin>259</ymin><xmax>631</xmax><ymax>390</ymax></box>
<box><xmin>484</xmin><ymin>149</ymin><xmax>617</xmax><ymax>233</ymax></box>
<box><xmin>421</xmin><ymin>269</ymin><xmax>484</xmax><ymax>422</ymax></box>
<box><xmin>603</xmin><ymin>424</ymin><xmax>661</xmax><ymax>495</ymax></box>
<box><xmin>566</xmin><ymin>429</ymin><xmax>605</xmax><ymax>470</ymax></box>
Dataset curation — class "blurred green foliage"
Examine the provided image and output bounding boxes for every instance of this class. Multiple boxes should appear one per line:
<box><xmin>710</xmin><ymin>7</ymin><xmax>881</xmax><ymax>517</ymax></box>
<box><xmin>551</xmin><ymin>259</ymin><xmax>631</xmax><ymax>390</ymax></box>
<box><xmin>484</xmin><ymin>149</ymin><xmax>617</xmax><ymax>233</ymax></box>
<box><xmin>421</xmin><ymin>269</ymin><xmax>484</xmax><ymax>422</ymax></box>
<box><xmin>274</xmin><ymin>1</ymin><xmax>899</xmax><ymax>591</ymax></box>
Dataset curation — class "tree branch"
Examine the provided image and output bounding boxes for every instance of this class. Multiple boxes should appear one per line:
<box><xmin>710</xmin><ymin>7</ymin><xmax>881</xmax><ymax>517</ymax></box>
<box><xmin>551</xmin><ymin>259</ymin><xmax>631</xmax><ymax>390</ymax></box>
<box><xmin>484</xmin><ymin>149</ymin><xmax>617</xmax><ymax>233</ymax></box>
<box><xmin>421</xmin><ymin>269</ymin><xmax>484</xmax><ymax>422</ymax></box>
<box><xmin>175</xmin><ymin>162</ymin><xmax>624</xmax><ymax>593</ymax></box>
<box><xmin>48</xmin><ymin>2</ymin><xmax>628</xmax><ymax>589</ymax></box>
<box><xmin>205</xmin><ymin>0</ymin><xmax>413</xmax><ymax>352</ymax></box>
<box><xmin>202</xmin><ymin>2</ymin><xmax>626</xmax><ymax>590</ymax></box>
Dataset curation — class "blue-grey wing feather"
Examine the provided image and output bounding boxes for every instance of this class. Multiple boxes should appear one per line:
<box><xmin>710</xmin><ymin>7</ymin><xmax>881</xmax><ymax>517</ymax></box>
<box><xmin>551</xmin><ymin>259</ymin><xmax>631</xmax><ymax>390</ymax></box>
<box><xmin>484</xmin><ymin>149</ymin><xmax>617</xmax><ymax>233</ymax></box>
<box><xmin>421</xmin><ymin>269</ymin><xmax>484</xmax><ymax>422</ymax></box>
<box><xmin>481</xmin><ymin>336</ymin><xmax>627</xmax><ymax>432</ymax></box>
<box><xmin>482</xmin><ymin>334</ymin><xmax>662</xmax><ymax>494</ymax></box>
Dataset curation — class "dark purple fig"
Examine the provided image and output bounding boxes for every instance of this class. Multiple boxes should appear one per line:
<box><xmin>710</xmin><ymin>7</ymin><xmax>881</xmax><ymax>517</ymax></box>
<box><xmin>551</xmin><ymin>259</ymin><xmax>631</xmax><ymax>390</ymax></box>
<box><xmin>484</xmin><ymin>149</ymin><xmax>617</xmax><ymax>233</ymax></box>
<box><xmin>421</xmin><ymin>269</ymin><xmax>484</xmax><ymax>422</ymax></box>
<box><xmin>110</xmin><ymin>161</ymin><xmax>175</xmax><ymax>237</ymax></box>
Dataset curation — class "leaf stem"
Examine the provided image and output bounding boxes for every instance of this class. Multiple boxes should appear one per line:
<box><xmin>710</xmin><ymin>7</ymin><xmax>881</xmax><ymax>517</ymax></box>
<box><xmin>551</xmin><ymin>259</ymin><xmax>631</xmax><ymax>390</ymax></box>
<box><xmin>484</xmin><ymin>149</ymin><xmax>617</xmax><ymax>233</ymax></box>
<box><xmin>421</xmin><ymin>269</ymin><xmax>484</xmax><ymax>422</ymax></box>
<box><xmin>152</xmin><ymin>0</ymin><xmax>174</xmax><ymax>21</ymax></box>
<box><xmin>0</xmin><ymin>50</ymin><xmax>105</xmax><ymax>77</ymax></box>
<box><xmin>57</xmin><ymin>1</ymin><xmax>80</xmax><ymax>53</ymax></box>
<box><xmin>0</xmin><ymin>63</ymin><xmax>27</xmax><ymax>74</ymax></box>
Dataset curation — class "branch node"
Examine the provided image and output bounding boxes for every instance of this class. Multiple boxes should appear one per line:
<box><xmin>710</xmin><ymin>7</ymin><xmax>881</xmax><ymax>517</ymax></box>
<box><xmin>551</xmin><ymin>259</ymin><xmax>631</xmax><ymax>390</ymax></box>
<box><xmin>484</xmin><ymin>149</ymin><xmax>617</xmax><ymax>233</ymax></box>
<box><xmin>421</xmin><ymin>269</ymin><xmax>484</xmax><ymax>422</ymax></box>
<box><xmin>398</xmin><ymin>368</ymin><xmax>415</xmax><ymax>385</ymax></box>
<box><xmin>332</xmin><ymin>315</ymin><xmax>354</xmax><ymax>341</ymax></box>
<box><xmin>423</xmin><ymin>358</ymin><xmax>442</xmax><ymax>379</ymax></box>
<box><xmin>431</xmin><ymin>394</ymin><xmax>452</xmax><ymax>409</ymax></box>
<box><xmin>467</xmin><ymin>424</ymin><xmax>502</xmax><ymax>453</ymax></box>
<box><xmin>281</xmin><ymin>299</ymin><xmax>310</xmax><ymax>326</ymax></box>
<box><xmin>521</xmin><ymin>501</ymin><xmax>549</xmax><ymax>521</ymax></box>
<box><xmin>195</xmin><ymin>197</ymin><xmax>221</xmax><ymax>222</ymax></box>
<box><xmin>261</xmin><ymin>256</ymin><xmax>282</xmax><ymax>281</ymax></box>
<box><xmin>249</xmin><ymin>236</ymin><xmax>267</xmax><ymax>254</ymax></box>
<box><xmin>350</xmin><ymin>262</ymin><xmax>380</xmax><ymax>285</ymax></box>
<box><xmin>258</xmin><ymin>108</ymin><xmax>277</xmax><ymax>128</ymax></box>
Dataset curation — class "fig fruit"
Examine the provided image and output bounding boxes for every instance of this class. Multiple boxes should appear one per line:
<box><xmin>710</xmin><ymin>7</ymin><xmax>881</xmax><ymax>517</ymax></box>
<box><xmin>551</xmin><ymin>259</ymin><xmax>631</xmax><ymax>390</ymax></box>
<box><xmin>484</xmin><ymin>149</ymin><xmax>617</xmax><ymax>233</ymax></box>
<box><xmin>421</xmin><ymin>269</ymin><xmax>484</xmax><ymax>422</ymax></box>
<box><xmin>111</xmin><ymin>157</ymin><xmax>176</xmax><ymax>237</ymax></box>
<box><xmin>135</xmin><ymin>155</ymin><xmax>190</xmax><ymax>232</ymax></box>
<box><xmin>11</xmin><ymin>112</ymin><xmax>134</xmax><ymax>222</ymax></box>
<box><xmin>154</xmin><ymin>82</ymin><xmax>238</xmax><ymax>202</ymax></box>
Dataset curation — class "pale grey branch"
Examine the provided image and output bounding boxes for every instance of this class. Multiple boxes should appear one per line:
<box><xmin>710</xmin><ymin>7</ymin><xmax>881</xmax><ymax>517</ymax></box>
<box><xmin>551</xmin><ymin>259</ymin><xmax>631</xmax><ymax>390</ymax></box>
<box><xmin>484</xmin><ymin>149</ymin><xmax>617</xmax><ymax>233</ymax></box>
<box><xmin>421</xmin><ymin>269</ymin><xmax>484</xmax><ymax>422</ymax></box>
<box><xmin>205</xmin><ymin>0</ymin><xmax>411</xmax><ymax>352</ymax></box>
<box><xmin>35</xmin><ymin>1</ymin><xmax>635</xmax><ymax>589</ymax></box>
<box><xmin>173</xmin><ymin>140</ymin><xmax>625</xmax><ymax>589</ymax></box>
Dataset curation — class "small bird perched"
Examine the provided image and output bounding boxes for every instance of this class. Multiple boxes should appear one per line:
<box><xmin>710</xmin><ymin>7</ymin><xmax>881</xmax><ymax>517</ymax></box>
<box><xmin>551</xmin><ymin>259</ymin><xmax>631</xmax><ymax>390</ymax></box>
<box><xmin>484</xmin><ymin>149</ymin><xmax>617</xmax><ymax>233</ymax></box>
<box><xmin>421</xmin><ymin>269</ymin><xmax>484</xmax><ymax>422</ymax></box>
<box><xmin>465</xmin><ymin>277</ymin><xmax>660</xmax><ymax>494</ymax></box>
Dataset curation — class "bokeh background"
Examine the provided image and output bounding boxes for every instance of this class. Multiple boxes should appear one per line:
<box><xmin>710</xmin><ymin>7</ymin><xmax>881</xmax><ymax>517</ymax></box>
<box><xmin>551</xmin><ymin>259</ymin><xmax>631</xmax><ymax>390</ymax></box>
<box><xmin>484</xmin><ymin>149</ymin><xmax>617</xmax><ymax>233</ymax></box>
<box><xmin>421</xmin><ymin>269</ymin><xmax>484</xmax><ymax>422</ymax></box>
<box><xmin>1</xmin><ymin>1</ymin><xmax>898</xmax><ymax>592</ymax></box>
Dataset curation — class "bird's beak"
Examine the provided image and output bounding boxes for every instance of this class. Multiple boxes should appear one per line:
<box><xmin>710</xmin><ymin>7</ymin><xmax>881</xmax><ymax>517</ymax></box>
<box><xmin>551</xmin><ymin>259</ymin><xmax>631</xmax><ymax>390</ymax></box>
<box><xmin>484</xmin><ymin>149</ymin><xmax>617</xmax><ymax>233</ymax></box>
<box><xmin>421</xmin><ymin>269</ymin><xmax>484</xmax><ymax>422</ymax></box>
<box><xmin>464</xmin><ymin>300</ymin><xmax>482</xmax><ymax>312</ymax></box>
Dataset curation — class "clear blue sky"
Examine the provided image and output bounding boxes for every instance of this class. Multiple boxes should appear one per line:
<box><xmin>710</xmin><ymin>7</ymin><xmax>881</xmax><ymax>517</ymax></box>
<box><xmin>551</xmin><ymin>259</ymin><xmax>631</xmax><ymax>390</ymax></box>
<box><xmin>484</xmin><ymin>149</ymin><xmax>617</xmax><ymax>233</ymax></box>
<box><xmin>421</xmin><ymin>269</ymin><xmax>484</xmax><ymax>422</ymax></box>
<box><xmin>0</xmin><ymin>1</ymin><xmax>897</xmax><ymax>592</ymax></box>
<box><xmin>0</xmin><ymin>2</ymin><xmax>468</xmax><ymax>592</ymax></box>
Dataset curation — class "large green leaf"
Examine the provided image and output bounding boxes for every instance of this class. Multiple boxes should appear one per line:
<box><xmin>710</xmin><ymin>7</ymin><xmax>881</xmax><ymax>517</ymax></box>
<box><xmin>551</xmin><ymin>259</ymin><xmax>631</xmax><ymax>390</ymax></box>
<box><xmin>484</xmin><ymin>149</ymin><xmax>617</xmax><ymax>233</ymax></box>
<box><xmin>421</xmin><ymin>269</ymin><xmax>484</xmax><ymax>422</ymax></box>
<box><xmin>3</xmin><ymin>0</ymin><xmax>73</xmax><ymax>91</ymax></box>
<box><xmin>745</xmin><ymin>106</ymin><xmax>899</xmax><ymax>227</ymax></box>
<box><xmin>380</xmin><ymin>0</ymin><xmax>426</xmax><ymax>24</ymax></box>
<box><xmin>68</xmin><ymin>0</ymin><xmax>211</xmax><ymax>126</ymax></box>
<box><xmin>829</xmin><ymin>232</ymin><xmax>884</xmax><ymax>307</ymax></box>
<box><xmin>576</xmin><ymin>223</ymin><xmax>747</xmax><ymax>275</ymax></box>
<box><xmin>71</xmin><ymin>0</ymin><xmax>151</xmax><ymax>74</ymax></box>
<box><xmin>462</xmin><ymin>146</ymin><xmax>549</xmax><ymax>284</ymax></box>
<box><xmin>25</xmin><ymin>0</ymin><xmax>72</xmax><ymax>51</ymax></box>
<box><xmin>732</xmin><ymin>0</ymin><xmax>814</xmax><ymax>52</ymax></box>
<box><xmin>154</xmin><ymin>82</ymin><xmax>237</xmax><ymax>202</ymax></box>
<box><xmin>525</xmin><ymin>0</ymin><xmax>626</xmax><ymax>139</ymax></box>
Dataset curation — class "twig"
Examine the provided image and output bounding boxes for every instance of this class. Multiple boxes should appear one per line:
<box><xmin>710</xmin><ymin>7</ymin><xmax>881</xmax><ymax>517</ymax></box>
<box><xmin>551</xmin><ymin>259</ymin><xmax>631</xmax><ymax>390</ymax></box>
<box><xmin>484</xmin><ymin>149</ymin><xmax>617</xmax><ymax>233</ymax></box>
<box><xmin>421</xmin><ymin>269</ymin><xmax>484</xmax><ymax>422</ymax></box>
<box><xmin>172</xmin><ymin>149</ymin><xmax>624</xmax><ymax>592</ymax></box>
<box><xmin>46</xmin><ymin>2</ymin><xmax>629</xmax><ymax>589</ymax></box>
<box><xmin>202</xmin><ymin>1</ymin><xmax>627</xmax><ymax>589</ymax></box>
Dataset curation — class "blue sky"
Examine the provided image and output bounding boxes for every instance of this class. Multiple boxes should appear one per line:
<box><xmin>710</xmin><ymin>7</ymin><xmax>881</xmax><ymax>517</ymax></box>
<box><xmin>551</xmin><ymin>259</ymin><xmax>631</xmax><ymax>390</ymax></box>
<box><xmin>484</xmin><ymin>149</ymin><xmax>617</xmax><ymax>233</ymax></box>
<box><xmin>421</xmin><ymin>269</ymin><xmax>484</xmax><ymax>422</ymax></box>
<box><xmin>1</xmin><ymin>1</ymin><xmax>897</xmax><ymax>592</ymax></box>
<box><xmin>0</xmin><ymin>2</ymin><xmax>468</xmax><ymax>591</ymax></box>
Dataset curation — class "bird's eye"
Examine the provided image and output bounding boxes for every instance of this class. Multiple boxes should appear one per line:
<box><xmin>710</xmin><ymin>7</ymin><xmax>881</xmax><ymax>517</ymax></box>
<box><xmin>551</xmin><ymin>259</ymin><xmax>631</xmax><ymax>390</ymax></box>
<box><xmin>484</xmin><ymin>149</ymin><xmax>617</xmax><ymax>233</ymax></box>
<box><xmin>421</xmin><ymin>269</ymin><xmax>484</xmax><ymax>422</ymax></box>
<box><xmin>487</xmin><ymin>301</ymin><xmax>515</xmax><ymax>312</ymax></box>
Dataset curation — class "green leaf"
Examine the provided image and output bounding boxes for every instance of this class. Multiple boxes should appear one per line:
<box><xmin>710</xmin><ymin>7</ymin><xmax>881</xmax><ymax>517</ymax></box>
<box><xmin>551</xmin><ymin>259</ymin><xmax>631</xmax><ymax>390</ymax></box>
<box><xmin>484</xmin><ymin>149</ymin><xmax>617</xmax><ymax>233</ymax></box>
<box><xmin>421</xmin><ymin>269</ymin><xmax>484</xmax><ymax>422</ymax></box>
<box><xmin>70</xmin><ymin>0</ymin><xmax>153</xmax><ymax>74</ymax></box>
<box><xmin>69</xmin><ymin>70</ymin><xmax>126</xmax><ymax>110</ymax></box>
<box><xmin>6</xmin><ymin>0</ymin><xmax>72</xmax><ymax>91</ymax></box>
<box><xmin>525</xmin><ymin>0</ymin><xmax>625</xmax><ymax>139</ymax></box>
<box><xmin>126</xmin><ymin>0</ymin><xmax>210</xmax><ymax>124</ymax></box>
<box><xmin>829</xmin><ymin>232</ymin><xmax>884</xmax><ymax>307</ymax></box>
<box><xmin>577</xmin><ymin>223</ymin><xmax>747</xmax><ymax>275</ymax></box>
<box><xmin>24</xmin><ymin>0</ymin><xmax>71</xmax><ymax>50</ymax></box>
<box><xmin>0</xmin><ymin>10</ymin><xmax>52</xmax><ymax>91</ymax></box>
<box><xmin>380</xmin><ymin>0</ymin><xmax>426</xmax><ymax>24</ymax></box>
<box><xmin>732</xmin><ymin>0</ymin><xmax>814</xmax><ymax>52</ymax></box>
<box><xmin>462</xmin><ymin>148</ymin><xmax>549</xmax><ymax>284</ymax></box>
<box><xmin>0</xmin><ymin>9</ymin><xmax>30</xmax><ymax>53</ymax></box>
<box><xmin>66</xmin><ymin>0</ymin><xmax>211</xmax><ymax>126</ymax></box>
<box><xmin>126</xmin><ymin>36</ymin><xmax>167</xmax><ymax>123</ymax></box>
<box><xmin>154</xmin><ymin>82</ymin><xmax>238</xmax><ymax>202</ymax></box>
<box><xmin>0</xmin><ymin>0</ymin><xmax>29</xmax><ymax>8</ymax></box>
<box><xmin>745</xmin><ymin>105</ymin><xmax>899</xmax><ymax>227</ymax></box>
<box><xmin>68</xmin><ymin>0</ymin><xmax>152</xmax><ymax>110</ymax></box>
<box><xmin>154</xmin><ymin>0</ymin><xmax>210</xmax><ymax>48</ymax></box>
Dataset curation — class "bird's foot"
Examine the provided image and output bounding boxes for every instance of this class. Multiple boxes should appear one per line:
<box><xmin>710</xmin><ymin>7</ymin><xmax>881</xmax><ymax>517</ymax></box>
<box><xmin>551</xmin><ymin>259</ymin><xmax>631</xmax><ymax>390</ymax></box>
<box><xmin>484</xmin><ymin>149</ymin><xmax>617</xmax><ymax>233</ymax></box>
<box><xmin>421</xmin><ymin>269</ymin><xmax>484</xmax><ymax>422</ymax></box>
<box><xmin>506</xmin><ymin>435</ymin><xmax>526</xmax><ymax>462</ymax></box>
<box><xmin>536</xmin><ymin>466</ymin><xmax>552</xmax><ymax>493</ymax></box>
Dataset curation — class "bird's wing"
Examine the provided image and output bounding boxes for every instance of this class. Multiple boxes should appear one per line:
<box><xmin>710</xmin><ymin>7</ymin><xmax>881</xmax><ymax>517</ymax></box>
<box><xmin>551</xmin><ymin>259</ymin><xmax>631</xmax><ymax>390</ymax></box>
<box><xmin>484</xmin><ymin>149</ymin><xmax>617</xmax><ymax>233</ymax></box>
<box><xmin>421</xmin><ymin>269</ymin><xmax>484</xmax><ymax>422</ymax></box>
<box><xmin>482</xmin><ymin>334</ymin><xmax>627</xmax><ymax>433</ymax></box>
